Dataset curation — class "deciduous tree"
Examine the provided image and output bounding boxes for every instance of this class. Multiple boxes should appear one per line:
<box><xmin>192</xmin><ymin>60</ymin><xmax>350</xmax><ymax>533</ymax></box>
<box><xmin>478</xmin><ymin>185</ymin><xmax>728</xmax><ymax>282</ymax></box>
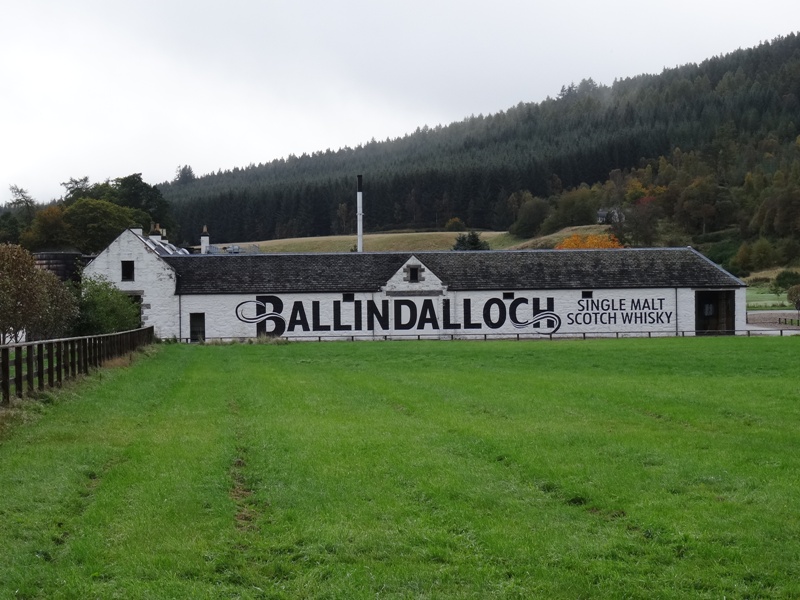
<box><xmin>0</xmin><ymin>244</ymin><xmax>77</xmax><ymax>343</ymax></box>
<box><xmin>510</xmin><ymin>196</ymin><xmax>550</xmax><ymax>238</ymax></box>
<box><xmin>19</xmin><ymin>205</ymin><xmax>73</xmax><ymax>251</ymax></box>
<box><xmin>63</xmin><ymin>198</ymin><xmax>148</xmax><ymax>253</ymax></box>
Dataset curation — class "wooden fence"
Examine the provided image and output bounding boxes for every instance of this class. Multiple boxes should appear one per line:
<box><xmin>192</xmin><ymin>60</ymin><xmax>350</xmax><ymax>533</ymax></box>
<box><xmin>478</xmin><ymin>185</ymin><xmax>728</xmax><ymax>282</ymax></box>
<box><xmin>1</xmin><ymin>326</ymin><xmax>154</xmax><ymax>405</ymax></box>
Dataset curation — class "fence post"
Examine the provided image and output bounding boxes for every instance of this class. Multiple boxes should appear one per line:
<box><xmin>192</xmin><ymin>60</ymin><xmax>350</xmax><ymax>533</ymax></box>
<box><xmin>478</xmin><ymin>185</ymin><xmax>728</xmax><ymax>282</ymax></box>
<box><xmin>56</xmin><ymin>341</ymin><xmax>63</xmax><ymax>386</ymax></box>
<box><xmin>47</xmin><ymin>342</ymin><xmax>54</xmax><ymax>389</ymax></box>
<box><xmin>26</xmin><ymin>344</ymin><xmax>35</xmax><ymax>394</ymax></box>
<box><xmin>37</xmin><ymin>343</ymin><xmax>44</xmax><ymax>391</ymax></box>
<box><xmin>1</xmin><ymin>347</ymin><xmax>9</xmax><ymax>405</ymax></box>
<box><xmin>14</xmin><ymin>347</ymin><xmax>23</xmax><ymax>398</ymax></box>
<box><xmin>70</xmin><ymin>341</ymin><xmax>77</xmax><ymax>378</ymax></box>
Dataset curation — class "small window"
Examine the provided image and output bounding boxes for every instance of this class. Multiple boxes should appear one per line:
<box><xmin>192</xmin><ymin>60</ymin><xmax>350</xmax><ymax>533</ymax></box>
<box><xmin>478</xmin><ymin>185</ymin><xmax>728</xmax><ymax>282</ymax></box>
<box><xmin>121</xmin><ymin>261</ymin><xmax>135</xmax><ymax>281</ymax></box>
<box><xmin>581</xmin><ymin>291</ymin><xmax>593</xmax><ymax>299</ymax></box>
<box><xmin>409</xmin><ymin>266</ymin><xmax>420</xmax><ymax>283</ymax></box>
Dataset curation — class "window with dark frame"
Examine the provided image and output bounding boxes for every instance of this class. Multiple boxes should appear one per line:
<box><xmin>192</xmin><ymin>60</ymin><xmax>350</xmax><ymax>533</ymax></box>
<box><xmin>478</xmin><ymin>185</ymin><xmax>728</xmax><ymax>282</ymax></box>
<box><xmin>121</xmin><ymin>260</ymin><xmax>135</xmax><ymax>281</ymax></box>
<box><xmin>409</xmin><ymin>266</ymin><xmax>420</xmax><ymax>283</ymax></box>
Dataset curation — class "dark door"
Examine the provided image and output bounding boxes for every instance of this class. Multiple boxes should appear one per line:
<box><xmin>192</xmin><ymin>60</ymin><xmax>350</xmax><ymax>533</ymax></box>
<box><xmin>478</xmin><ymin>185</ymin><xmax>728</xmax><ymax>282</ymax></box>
<box><xmin>695</xmin><ymin>291</ymin><xmax>735</xmax><ymax>335</ymax></box>
<box><xmin>189</xmin><ymin>313</ymin><xmax>206</xmax><ymax>342</ymax></box>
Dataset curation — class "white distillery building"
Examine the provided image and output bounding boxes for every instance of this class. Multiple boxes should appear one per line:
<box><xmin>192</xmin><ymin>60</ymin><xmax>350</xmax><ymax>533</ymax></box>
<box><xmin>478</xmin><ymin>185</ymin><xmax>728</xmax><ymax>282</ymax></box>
<box><xmin>84</xmin><ymin>228</ymin><xmax>747</xmax><ymax>341</ymax></box>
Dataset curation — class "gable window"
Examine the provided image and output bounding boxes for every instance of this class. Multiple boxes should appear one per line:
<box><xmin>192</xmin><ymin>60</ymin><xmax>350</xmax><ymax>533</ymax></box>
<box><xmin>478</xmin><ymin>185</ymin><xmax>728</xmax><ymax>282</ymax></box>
<box><xmin>403</xmin><ymin>263</ymin><xmax>425</xmax><ymax>283</ymax></box>
<box><xmin>121</xmin><ymin>260</ymin><xmax>135</xmax><ymax>281</ymax></box>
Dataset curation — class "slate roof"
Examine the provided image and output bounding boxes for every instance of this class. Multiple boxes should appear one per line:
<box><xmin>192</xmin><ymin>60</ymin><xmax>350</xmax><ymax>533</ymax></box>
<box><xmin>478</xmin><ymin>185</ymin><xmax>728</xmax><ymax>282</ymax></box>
<box><xmin>162</xmin><ymin>248</ymin><xmax>744</xmax><ymax>295</ymax></box>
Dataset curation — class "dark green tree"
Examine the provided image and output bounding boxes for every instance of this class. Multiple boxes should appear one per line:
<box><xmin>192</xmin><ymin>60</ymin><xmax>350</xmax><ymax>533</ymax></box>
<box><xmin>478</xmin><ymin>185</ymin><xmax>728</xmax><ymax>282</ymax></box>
<box><xmin>114</xmin><ymin>174</ymin><xmax>174</xmax><ymax>232</ymax></box>
<box><xmin>174</xmin><ymin>165</ymin><xmax>196</xmax><ymax>185</ymax></box>
<box><xmin>510</xmin><ymin>196</ymin><xmax>550</xmax><ymax>238</ymax></box>
<box><xmin>0</xmin><ymin>212</ymin><xmax>20</xmax><ymax>244</ymax></box>
<box><xmin>8</xmin><ymin>185</ymin><xmax>36</xmax><ymax>227</ymax></box>
<box><xmin>453</xmin><ymin>230</ymin><xmax>490</xmax><ymax>250</ymax></box>
<box><xmin>63</xmin><ymin>198</ymin><xmax>148</xmax><ymax>253</ymax></box>
<box><xmin>20</xmin><ymin>205</ymin><xmax>73</xmax><ymax>251</ymax></box>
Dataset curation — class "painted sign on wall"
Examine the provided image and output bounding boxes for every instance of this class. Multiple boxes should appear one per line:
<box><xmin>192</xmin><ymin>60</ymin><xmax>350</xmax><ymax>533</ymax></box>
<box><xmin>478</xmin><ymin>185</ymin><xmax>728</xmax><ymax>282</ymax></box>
<box><xmin>234</xmin><ymin>290</ymin><xmax>676</xmax><ymax>338</ymax></box>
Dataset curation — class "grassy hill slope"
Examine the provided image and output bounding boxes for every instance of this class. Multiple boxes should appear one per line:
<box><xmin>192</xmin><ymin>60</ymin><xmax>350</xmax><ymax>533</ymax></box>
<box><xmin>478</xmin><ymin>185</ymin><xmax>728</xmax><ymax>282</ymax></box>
<box><xmin>222</xmin><ymin>226</ymin><xmax>614</xmax><ymax>253</ymax></box>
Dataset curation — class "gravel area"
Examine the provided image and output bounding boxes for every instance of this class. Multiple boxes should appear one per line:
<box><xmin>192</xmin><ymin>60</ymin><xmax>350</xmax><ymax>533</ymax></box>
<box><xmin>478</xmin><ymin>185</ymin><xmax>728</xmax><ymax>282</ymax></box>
<box><xmin>747</xmin><ymin>310</ymin><xmax>800</xmax><ymax>329</ymax></box>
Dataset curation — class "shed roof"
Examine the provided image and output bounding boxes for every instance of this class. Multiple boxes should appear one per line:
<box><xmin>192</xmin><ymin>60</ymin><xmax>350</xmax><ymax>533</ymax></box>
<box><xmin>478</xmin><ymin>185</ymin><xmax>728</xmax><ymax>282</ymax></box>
<box><xmin>162</xmin><ymin>248</ymin><xmax>744</xmax><ymax>295</ymax></box>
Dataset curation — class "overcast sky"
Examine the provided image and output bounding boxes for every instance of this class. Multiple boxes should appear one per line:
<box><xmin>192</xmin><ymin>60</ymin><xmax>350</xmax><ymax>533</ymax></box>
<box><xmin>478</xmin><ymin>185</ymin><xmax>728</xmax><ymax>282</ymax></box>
<box><xmin>1</xmin><ymin>1</ymin><xmax>797</xmax><ymax>204</ymax></box>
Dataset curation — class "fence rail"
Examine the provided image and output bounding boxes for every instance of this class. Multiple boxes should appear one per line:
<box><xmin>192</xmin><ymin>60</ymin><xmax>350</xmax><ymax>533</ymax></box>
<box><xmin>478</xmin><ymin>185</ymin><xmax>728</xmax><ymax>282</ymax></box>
<box><xmin>175</xmin><ymin>327</ymin><xmax>800</xmax><ymax>344</ymax></box>
<box><xmin>1</xmin><ymin>327</ymin><xmax>154</xmax><ymax>405</ymax></box>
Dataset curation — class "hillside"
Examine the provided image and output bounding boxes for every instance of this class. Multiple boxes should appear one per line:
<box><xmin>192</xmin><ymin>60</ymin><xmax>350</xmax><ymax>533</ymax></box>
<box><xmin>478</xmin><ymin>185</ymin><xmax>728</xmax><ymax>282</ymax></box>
<box><xmin>161</xmin><ymin>33</ymin><xmax>800</xmax><ymax>269</ymax></box>
<box><xmin>220</xmin><ymin>226</ymin><xmax>612</xmax><ymax>253</ymax></box>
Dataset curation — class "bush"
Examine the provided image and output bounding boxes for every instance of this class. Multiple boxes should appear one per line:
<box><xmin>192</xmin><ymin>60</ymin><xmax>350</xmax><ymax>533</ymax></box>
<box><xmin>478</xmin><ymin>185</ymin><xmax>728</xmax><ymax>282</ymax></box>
<box><xmin>73</xmin><ymin>275</ymin><xmax>141</xmax><ymax>335</ymax></box>
<box><xmin>444</xmin><ymin>217</ymin><xmax>466</xmax><ymax>232</ymax></box>
<box><xmin>554</xmin><ymin>234</ymin><xmax>623</xmax><ymax>249</ymax></box>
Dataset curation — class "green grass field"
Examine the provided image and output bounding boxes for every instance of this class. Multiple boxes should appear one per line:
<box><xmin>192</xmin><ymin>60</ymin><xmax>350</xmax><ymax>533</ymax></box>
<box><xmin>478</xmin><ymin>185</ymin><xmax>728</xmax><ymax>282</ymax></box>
<box><xmin>746</xmin><ymin>285</ymin><xmax>791</xmax><ymax>309</ymax></box>
<box><xmin>1</xmin><ymin>338</ymin><xmax>799</xmax><ymax>598</ymax></box>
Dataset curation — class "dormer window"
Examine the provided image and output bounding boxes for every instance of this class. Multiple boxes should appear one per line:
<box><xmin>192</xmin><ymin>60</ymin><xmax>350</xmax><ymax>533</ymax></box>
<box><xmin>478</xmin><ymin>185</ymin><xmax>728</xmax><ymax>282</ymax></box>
<box><xmin>404</xmin><ymin>264</ymin><xmax>424</xmax><ymax>283</ymax></box>
<box><xmin>121</xmin><ymin>260</ymin><xmax>135</xmax><ymax>281</ymax></box>
<box><xmin>385</xmin><ymin>259</ymin><xmax>442</xmax><ymax>296</ymax></box>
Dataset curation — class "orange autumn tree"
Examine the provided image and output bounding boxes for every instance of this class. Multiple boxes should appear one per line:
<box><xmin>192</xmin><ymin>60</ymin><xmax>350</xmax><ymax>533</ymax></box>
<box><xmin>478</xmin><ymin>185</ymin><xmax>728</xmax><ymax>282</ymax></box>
<box><xmin>554</xmin><ymin>233</ymin><xmax>623</xmax><ymax>249</ymax></box>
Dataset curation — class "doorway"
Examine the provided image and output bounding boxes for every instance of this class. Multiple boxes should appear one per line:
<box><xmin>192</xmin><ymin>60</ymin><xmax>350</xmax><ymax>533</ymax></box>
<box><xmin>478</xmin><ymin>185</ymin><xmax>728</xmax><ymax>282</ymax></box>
<box><xmin>695</xmin><ymin>291</ymin><xmax>735</xmax><ymax>335</ymax></box>
<box><xmin>189</xmin><ymin>313</ymin><xmax>206</xmax><ymax>342</ymax></box>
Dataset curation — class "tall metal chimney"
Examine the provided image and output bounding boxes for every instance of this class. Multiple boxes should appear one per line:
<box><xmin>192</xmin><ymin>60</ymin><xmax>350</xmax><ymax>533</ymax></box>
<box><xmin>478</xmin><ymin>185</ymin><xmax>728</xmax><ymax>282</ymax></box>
<box><xmin>357</xmin><ymin>175</ymin><xmax>363</xmax><ymax>253</ymax></box>
<box><xmin>200</xmin><ymin>225</ymin><xmax>210</xmax><ymax>255</ymax></box>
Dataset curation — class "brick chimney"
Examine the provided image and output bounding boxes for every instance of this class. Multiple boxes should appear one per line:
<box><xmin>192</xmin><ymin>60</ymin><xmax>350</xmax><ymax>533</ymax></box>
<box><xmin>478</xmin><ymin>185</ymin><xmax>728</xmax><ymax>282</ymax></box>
<box><xmin>149</xmin><ymin>223</ymin><xmax>162</xmax><ymax>244</ymax></box>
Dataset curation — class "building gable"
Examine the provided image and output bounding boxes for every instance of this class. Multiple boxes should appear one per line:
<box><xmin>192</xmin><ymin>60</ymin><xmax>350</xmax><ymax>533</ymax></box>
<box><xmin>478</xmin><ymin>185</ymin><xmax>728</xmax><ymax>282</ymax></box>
<box><xmin>382</xmin><ymin>256</ymin><xmax>446</xmax><ymax>296</ymax></box>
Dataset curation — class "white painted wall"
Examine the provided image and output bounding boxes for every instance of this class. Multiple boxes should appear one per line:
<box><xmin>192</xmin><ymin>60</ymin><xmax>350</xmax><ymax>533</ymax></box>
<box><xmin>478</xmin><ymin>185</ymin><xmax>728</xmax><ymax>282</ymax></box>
<box><xmin>735</xmin><ymin>287</ymin><xmax>747</xmax><ymax>331</ymax></box>
<box><xmin>180</xmin><ymin>287</ymin><xmax>693</xmax><ymax>340</ymax></box>
<box><xmin>84</xmin><ymin>229</ymin><xmax>180</xmax><ymax>339</ymax></box>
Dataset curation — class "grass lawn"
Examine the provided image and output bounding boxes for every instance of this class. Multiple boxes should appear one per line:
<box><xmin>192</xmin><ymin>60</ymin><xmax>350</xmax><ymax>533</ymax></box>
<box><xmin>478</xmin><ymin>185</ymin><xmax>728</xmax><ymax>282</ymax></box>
<box><xmin>235</xmin><ymin>231</ymin><xmax>518</xmax><ymax>253</ymax></box>
<box><xmin>221</xmin><ymin>226</ymin><xmax>617</xmax><ymax>253</ymax></box>
<box><xmin>746</xmin><ymin>285</ymin><xmax>791</xmax><ymax>309</ymax></box>
<box><xmin>1</xmin><ymin>338</ymin><xmax>799</xmax><ymax>598</ymax></box>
